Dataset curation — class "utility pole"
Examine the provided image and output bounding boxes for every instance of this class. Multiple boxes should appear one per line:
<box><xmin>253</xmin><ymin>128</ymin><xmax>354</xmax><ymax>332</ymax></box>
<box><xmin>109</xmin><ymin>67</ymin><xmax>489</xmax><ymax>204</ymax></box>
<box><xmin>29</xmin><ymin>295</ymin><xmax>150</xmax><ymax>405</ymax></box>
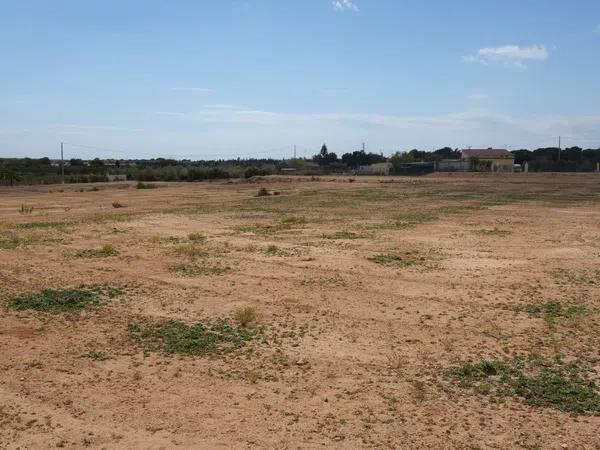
<box><xmin>362</xmin><ymin>142</ymin><xmax>365</xmax><ymax>152</ymax></box>
<box><xmin>558</xmin><ymin>136</ymin><xmax>561</xmax><ymax>162</ymax></box>
<box><xmin>294</xmin><ymin>144</ymin><xmax>296</xmax><ymax>159</ymax></box>
<box><xmin>60</xmin><ymin>142</ymin><xmax>65</xmax><ymax>184</ymax></box>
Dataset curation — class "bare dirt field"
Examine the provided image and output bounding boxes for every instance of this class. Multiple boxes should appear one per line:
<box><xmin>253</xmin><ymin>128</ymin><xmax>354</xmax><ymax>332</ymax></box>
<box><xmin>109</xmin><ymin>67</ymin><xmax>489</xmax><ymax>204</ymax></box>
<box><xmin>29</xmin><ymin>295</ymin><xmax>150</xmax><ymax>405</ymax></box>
<box><xmin>1</xmin><ymin>173</ymin><xmax>600</xmax><ymax>449</ymax></box>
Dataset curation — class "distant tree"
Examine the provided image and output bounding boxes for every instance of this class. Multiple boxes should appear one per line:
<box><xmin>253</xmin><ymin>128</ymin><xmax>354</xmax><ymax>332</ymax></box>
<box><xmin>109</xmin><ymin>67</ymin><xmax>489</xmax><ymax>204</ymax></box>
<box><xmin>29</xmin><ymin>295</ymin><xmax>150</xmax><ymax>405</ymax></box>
<box><xmin>313</xmin><ymin>143</ymin><xmax>338</xmax><ymax>166</ymax></box>
<box><xmin>0</xmin><ymin>168</ymin><xmax>21</xmax><ymax>186</ymax></box>
<box><xmin>90</xmin><ymin>158</ymin><xmax>104</xmax><ymax>167</ymax></box>
<box><xmin>390</xmin><ymin>151</ymin><xmax>415</xmax><ymax>173</ymax></box>
<box><xmin>341</xmin><ymin>150</ymin><xmax>387</xmax><ymax>168</ymax></box>
<box><xmin>432</xmin><ymin>147</ymin><xmax>460</xmax><ymax>160</ymax></box>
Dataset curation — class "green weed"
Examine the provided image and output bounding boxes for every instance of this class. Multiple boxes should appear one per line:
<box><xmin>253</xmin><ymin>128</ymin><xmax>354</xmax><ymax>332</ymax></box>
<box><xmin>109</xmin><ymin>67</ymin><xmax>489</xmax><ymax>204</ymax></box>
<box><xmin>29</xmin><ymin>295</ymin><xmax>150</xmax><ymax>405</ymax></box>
<box><xmin>136</xmin><ymin>182</ymin><xmax>158</xmax><ymax>189</ymax></box>
<box><xmin>130</xmin><ymin>319</ymin><xmax>255</xmax><ymax>355</ymax></box>
<box><xmin>6</xmin><ymin>285</ymin><xmax>121</xmax><ymax>312</ymax></box>
<box><xmin>0</xmin><ymin>233</ymin><xmax>41</xmax><ymax>249</ymax></box>
<box><xmin>168</xmin><ymin>262</ymin><xmax>229</xmax><ymax>276</ymax></box>
<box><xmin>368</xmin><ymin>251</ymin><xmax>427</xmax><ymax>268</ymax></box>
<box><xmin>188</xmin><ymin>232</ymin><xmax>206</xmax><ymax>242</ymax></box>
<box><xmin>449</xmin><ymin>359</ymin><xmax>600</xmax><ymax>415</ymax></box>
<box><xmin>322</xmin><ymin>231</ymin><xmax>364</xmax><ymax>240</ymax></box>
<box><xmin>81</xmin><ymin>350</ymin><xmax>109</xmax><ymax>361</ymax></box>
<box><xmin>74</xmin><ymin>244</ymin><xmax>119</xmax><ymax>258</ymax></box>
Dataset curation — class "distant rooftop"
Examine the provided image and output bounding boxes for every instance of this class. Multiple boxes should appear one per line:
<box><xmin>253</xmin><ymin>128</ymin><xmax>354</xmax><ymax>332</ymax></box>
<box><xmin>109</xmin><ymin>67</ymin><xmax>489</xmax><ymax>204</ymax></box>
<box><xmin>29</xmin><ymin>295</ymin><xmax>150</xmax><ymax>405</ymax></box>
<box><xmin>461</xmin><ymin>148</ymin><xmax>513</xmax><ymax>159</ymax></box>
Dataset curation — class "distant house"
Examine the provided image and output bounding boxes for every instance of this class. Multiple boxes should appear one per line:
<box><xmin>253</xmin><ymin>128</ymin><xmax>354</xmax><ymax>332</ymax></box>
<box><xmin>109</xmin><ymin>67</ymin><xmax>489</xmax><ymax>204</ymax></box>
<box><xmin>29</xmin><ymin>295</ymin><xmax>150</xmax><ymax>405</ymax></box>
<box><xmin>461</xmin><ymin>148</ymin><xmax>515</xmax><ymax>172</ymax></box>
<box><xmin>358</xmin><ymin>162</ymin><xmax>392</xmax><ymax>176</ymax></box>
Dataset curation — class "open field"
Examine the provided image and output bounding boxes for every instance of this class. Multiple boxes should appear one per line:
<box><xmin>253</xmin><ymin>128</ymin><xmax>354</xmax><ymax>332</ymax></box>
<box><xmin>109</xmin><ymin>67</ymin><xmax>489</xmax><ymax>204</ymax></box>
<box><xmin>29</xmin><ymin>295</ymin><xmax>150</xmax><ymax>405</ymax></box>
<box><xmin>1</xmin><ymin>173</ymin><xmax>600</xmax><ymax>449</ymax></box>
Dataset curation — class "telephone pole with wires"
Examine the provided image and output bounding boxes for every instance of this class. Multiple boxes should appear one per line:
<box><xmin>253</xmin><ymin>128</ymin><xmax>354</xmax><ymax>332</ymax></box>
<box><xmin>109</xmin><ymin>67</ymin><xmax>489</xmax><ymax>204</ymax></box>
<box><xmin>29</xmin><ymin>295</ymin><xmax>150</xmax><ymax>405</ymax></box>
<box><xmin>60</xmin><ymin>142</ymin><xmax>65</xmax><ymax>184</ymax></box>
<box><xmin>558</xmin><ymin>136</ymin><xmax>561</xmax><ymax>161</ymax></box>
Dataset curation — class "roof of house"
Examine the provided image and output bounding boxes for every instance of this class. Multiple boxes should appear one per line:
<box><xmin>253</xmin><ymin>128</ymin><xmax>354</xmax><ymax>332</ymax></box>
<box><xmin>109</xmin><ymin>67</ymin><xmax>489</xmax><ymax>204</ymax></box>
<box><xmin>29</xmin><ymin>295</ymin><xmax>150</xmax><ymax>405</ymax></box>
<box><xmin>461</xmin><ymin>148</ymin><xmax>514</xmax><ymax>159</ymax></box>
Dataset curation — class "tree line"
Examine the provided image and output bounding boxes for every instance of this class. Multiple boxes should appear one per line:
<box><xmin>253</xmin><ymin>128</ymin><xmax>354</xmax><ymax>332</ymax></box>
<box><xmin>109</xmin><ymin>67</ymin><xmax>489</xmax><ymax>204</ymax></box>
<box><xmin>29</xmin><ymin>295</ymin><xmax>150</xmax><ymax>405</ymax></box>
<box><xmin>2</xmin><ymin>145</ymin><xmax>599</xmax><ymax>185</ymax></box>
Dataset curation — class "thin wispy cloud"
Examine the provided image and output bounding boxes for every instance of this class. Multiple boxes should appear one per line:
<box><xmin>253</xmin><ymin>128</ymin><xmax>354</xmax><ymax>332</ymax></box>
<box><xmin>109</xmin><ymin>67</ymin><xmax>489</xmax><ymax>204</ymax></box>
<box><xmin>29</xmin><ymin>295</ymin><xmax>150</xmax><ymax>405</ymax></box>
<box><xmin>463</xmin><ymin>45</ymin><xmax>548</xmax><ymax>70</ymax></box>
<box><xmin>332</xmin><ymin>0</ymin><xmax>359</xmax><ymax>12</ymax></box>
<box><xmin>594</xmin><ymin>25</ymin><xmax>600</xmax><ymax>34</ymax></box>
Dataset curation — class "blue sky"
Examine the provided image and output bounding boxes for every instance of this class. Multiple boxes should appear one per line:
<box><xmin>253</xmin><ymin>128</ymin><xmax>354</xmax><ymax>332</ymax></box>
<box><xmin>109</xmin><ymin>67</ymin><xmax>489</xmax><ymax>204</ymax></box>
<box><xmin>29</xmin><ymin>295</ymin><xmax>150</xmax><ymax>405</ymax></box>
<box><xmin>1</xmin><ymin>0</ymin><xmax>599</xmax><ymax>159</ymax></box>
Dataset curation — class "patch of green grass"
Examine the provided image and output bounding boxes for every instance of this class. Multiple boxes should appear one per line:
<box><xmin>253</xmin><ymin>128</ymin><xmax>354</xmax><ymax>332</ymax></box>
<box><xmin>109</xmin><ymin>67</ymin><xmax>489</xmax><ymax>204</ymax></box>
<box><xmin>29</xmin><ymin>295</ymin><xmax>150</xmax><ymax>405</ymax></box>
<box><xmin>449</xmin><ymin>359</ymin><xmax>600</xmax><ymax>415</ymax></box>
<box><xmin>368</xmin><ymin>251</ymin><xmax>427</xmax><ymax>268</ymax></box>
<box><xmin>81</xmin><ymin>350</ymin><xmax>109</xmax><ymax>361</ymax></box>
<box><xmin>80</xmin><ymin>212</ymin><xmax>137</xmax><ymax>225</ymax></box>
<box><xmin>233</xmin><ymin>307</ymin><xmax>257</xmax><ymax>327</ymax></box>
<box><xmin>6</xmin><ymin>286</ymin><xmax>121</xmax><ymax>312</ymax></box>
<box><xmin>280</xmin><ymin>215</ymin><xmax>307</xmax><ymax>225</ymax></box>
<box><xmin>390</xmin><ymin>212</ymin><xmax>438</xmax><ymax>229</ymax></box>
<box><xmin>322</xmin><ymin>231</ymin><xmax>364</xmax><ymax>240</ymax></box>
<box><xmin>136</xmin><ymin>182</ymin><xmax>158</xmax><ymax>189</ymax></box>
<box><xmin>168</xmin><ymin>262</ymin><xmax>229</xmax><ymax>276</ymax></box>
<box><xmin>74</xmin><ymin>244</ymin><xmax>119</xmax><ymax>258</ymax></box>
<box><xmin>476</xmin><ymin>227</ymin><xmax>512</xmax><ymax>237</ymax></box>
<box><xmin>514</xmin><ymin>302</ymin><xmax>586</xmax><ymax>321</ymax></box>
<box><xmin>15</xmin><ymin>221</ymin><xmax>69</xmax><ymax>230</ymax></box>
<box><xmin>0</xmin><ymin>232</ymin><xmax>42</xmax><ymax>249</ymax></box>
<box><xmin>130</xmin><ymin>319</ymin><xmax>255</xmax><ymax>355</ymax></box>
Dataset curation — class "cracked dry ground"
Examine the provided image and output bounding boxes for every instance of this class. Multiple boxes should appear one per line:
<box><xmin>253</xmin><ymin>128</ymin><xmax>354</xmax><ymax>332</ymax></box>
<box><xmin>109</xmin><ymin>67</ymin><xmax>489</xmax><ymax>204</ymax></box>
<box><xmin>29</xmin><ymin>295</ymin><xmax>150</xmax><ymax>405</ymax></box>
<box><xmin>1</xmin><ymin>173</ymin><xmax>600</xmax><ymax>449</ymax></box>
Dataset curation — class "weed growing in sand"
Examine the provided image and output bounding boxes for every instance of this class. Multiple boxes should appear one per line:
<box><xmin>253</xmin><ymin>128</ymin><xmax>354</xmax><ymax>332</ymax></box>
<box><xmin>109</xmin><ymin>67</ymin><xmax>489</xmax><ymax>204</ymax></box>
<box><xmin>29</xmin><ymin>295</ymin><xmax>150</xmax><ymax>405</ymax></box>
<box><xmin>368</xmin><ymin>251</ymin><xmax>427</xmax><ymax>268</ymax></box>
<box><xmin>236</xmin><ymin>216</ymin><xmax>307</xmax><ymax>235</ymax></box>
<box><xmin>112</xmin><ymin>202</ymin><xmax>125</xmax><ymax>208</ymax></box>
<box><xmin>233</xmin><ymin>307</ymin><xmax>257</xmax><ymax>327</ymax></box>
<box><xmin>390</xmin><ymin>212</ymin><xmax>438</xmax><ymax>229</ymax></box>
<box><xmin>168</xmin><ymin>262</ymin><xmax>229</xmax><ymax>276</ymax></box>
<box><xmin>174</xmin><ymin>244</ymin><xmax>208</xmax><ymax>259</ymax></box>
<box><xmin>74</xmin><ymin>244</ymin><xmax>119</xmax><ymax>258</ymax></box>
<box><xmin>188</xmin><ymin>232</ymin><xmax>206</xmax><ymax>242</ymax></box>
<box><xmin>322</xmin><ymin>231</ymin><xmax>364</xmax><ymax>240</ymax></box>
<box><xmin>19</xmin><ymin>204</ymin><xmax>34</xmax><ymax>215</ymax></box>
<box><xmin>129</xmin><ymin>319</ymin><xmax>255</xmax><ymax>355</ymax></box>
<box><xmin>136</xmin><ymin>182</ymin><xmax>158</xmax><ymax>189</ymax></box>
<box><xmin>16</xmin><ymin>221</ymin><xmax>68</xmax><ymax>230</ymax></box>
<box><xmin>476</xmin><ymin>228</ymin><xmax>512</xmax><ymax>237</ymax></box>
<box><xmin>551</xmin><ymin>268</ymin><xmax>600</xmax><ymax>286</ymax></box>
<box><xmin>0</xmin><ymin>232</ymin><xmax>41</xmax><ymax>249</ymax></box>
<box><xmin>449</xmin><ymin>358</ymin><xmax>600</xmax><ymax>414</ymax></box>
<box><xmin>514</xmin><ymin>302</ymin><xmax>586</xmax><ymax>321</ymax></box>
<box><xmin>81</xmin><ymin>350</ymin><xmax>109</xmax><ymax>361</ymax></box>
<box><xmin>7</xmin><ymin>285</ymin><xmax>121</xmax><ymax>312</ymax></box>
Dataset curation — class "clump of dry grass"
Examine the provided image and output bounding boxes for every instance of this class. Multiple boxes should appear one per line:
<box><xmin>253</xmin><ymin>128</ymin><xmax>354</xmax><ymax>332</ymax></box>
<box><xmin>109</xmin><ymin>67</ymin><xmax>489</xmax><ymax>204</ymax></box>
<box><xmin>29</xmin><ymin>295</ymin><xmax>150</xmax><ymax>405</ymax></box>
<box><xmin>233</xmin><ymin>307</ymin><xmax>257</xmax><ymax>328</ymax></box>
<box><xmin>74</xmin><ymin>244</ymin><xmax>119</xmax><ymax>258</ymax></box>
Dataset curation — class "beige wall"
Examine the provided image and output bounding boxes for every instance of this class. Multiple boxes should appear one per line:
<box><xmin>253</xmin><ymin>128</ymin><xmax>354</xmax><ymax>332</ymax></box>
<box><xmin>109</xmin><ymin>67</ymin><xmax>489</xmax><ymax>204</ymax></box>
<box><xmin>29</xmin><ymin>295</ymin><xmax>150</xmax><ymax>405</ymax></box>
<box><xmin>486</xmin><ymin>158</ymin><xmax>514</xmax><ymax>172</ymax></box>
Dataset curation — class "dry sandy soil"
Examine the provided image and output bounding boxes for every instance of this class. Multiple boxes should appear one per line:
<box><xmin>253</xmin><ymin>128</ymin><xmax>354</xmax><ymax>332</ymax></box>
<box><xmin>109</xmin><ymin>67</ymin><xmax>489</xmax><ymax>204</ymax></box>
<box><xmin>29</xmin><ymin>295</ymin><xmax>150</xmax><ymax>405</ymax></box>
<box><xmin>1</xmin><ymin>173</ymin><xmax>600</xmax><ymax>449</ymax></box>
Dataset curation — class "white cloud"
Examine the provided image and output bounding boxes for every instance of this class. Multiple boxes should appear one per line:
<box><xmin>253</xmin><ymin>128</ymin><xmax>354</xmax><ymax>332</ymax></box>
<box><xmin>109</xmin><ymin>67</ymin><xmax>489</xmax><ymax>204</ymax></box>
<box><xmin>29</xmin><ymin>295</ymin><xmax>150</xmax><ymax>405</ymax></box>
<box><xmin>332</xmin><ymin>0</ymin><xmax>359</xmax><ymax>12</ymax></box>
<box><xmin>594</xmin><ymin>25</ymin><xmax>600</xmax><ymax>34</ymax></box>
<box><xmin>463</xmin><ymin>45</ymin><xmax>548</xmax><ymax>70</ymax></box>
<box><xmin>4</xmin><ymin>107</ymin><xmax>600</xmax><ymax>158</ymax></box>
